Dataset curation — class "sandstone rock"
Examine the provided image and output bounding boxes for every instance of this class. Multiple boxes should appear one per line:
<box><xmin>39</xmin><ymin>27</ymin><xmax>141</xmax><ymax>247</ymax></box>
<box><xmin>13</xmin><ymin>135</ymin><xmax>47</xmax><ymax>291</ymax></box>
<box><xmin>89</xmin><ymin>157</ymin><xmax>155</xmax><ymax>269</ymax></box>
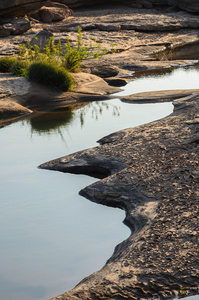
<box><xmin>96</xmin><ymin>24</ymin><xmax>121</xmax><ymax>31</ymax></box>
<box><xmin>0</xmin><ymin>18</ymin><xmax>31</xmax><ymax>37</ymax></box>
<box><xmin>82</xmin><ymin>65</ymin><xmax>120</xmax><ymax>78</ymax></box>
<box><xmin>41</xmin><ymin>91</ymin><xmax>199</xmax><ymax>300</ymax></box>
<box><xmin>73</xmin><ymin>72</ymin><xmax>120</xmax><ymax>94</ymax></box>
<box><xmin>1</xmin><ymin>0</ymin><xmax>199</xmax><ymax>18</ymax></box>
<box><xmin>0</xmin><ymin>99</ymin><xmax>32</xmax><ymax>117</ymax></box>
<box><xmin>0</xmin><ymin>72</ymin><xmax>116</xmax><ymax>116</ymax></box>
<box><xmin>121</xmin><ymin>89</ymin><xmax>199</xmax><ymax>103</ymax></box>
<box><xmin>38</xmin><ymin>2</ymin><xmax>73</xmax><ymax>23</ymax></box>
<box><xmin>30</xmin><ymin>30</ymin><xmax>54</xmax><ymax>51</ymax></box>
<box><xmin>50</xmin><ymin>0</ymin><xmax>199</xmax><ymax>14</ymax></box>
<box><xmin>0</xmin><ymin>0</ymin><xmax>49</xmax><ymax>18</ymax></box>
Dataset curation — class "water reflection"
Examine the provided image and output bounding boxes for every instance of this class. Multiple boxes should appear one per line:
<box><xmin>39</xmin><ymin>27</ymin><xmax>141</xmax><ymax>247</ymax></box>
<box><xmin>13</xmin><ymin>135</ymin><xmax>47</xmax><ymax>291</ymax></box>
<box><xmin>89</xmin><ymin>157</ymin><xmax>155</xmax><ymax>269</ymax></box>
<box><xmin>1</xmin><ymin>64</ymin><xmax>198</xmax><ymax>300</ymax></box>
<box><xmin>29</xmin><ymin>110</ymin><xmax>74</xmax><ymax>134</ymax></box>
<box><xmin>78</xmin><ymin>101</ymin><xmax>120</xmax><ymax>127</ymax></box>
<box><xmin>151</xmin><ymin>40</ymin><xmax>199</xmax><ymax>61</ymax></box>
<box><xmin>26</xmin><ymin>101</ymin><xmax>121</xmax><ymax>136</ymax></box>
<box><xmin>116</xmin><ymin>64</ymin><xmax>199</xmax><ymax>97</ymax></box>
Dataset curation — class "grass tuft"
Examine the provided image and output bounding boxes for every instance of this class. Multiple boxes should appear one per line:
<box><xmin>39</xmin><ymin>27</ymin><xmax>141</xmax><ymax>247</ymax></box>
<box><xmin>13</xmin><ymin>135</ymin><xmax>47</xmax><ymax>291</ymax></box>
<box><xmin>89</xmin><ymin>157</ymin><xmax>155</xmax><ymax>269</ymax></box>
<box><xmin>28</xmin><ymin>62</ymin><xmax>74</xmax><ymax>91</ymax></box>
<box><xmin>11</xmin><ymin>61</ymin><xmax>28</xmax><ymax>77</ymax></box>
<box><xmin>0</xmin><ymin>57</ymin><xmax>18</xmax><ymax>73</ymax></box>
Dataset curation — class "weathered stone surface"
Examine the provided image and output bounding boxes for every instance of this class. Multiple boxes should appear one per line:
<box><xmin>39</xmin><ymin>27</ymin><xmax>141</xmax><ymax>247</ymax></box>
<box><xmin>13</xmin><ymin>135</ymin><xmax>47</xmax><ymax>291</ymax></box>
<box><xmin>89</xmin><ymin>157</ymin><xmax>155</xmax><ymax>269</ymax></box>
<box><xmin>29</xmin><ymin>30</ymin><xmax>54</xmax><ymax>51</ymax></box>
<box><xmin>121</xmin><ymin>89</ymin><xmax>199</xmax><ymax>103</ymax></box>
<box><xmin>0</xmin><ymin>72</ymin><xmax>117</xmax><ymax>117</ymax></box>
<box><xmin>0</xmin><ymin>18</ymin><xmax>31</xmax><ymax>37</ymax></box>
<box><xmin>1</xmin><ymin>0</ymin><xmax>199</xmax><ymax>19</ymax></box>
<box><xmin>0</xmin><ymin>3</ymin><xmax>199</xmax><ymax>299</ymax></box>
<box><xmin>0</xmin><ymin>98</ymin><xmax>32</xmax><ymax>117</ymax></box>
<box><xmin>41</xmin><ymin>91</ymin><xmax>199</xmax><ymax>300</ymax></box>
<box><xmin>38</xmin><ymin>2</ymin><xmax>73</xmax><ymax>23</ymax></box>
<box><xmin>55</xmin><ymin>0</ymin><xmax>199</xmax><ymax>13</ymax></box>
<box><xmin>171</xmin><ymin>0</ymin><xmax>199</xmax><ymax>13</ymax></box>
<box><xmin>0</xmin><ymin>0</ymin><xmax>49</xmax><ymax>18</ymax></box>
<box><xmin>0</xmin><ymin>26</ymin><xmax>11</xmax><ymax>38</ymax></box>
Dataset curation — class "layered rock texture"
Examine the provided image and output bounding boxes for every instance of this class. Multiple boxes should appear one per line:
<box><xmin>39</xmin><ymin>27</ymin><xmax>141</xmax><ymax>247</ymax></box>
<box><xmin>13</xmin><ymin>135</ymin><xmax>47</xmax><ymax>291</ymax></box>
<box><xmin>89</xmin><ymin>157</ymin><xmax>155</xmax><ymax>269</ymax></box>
<box><xmin>170</xmin><ymin>0</ymin><xmax>199</xmax><ymax>13</ymax></box>
<box><xmin>0</xmin><ymin>0</ymin><xmax>48</xmax><ymax>18</ymax></box>
<box><xmin>41</xmin><ymin>91</ymin><xmax>199</xmax><ymax>300</ymax></box>
<box><xmin>1</xmin><ymin>0</ymin><xmax>199</xmax><ymax>19</ymax></box>
<box><xmin>0</xmin><ymin>2</ymin><xmax>199</xmax><ymax>299</ymax></box>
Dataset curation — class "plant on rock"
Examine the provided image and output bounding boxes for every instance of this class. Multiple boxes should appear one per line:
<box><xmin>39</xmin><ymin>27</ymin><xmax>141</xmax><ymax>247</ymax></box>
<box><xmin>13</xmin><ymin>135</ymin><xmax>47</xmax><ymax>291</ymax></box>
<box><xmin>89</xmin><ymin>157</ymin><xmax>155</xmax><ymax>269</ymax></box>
<box><xmin>28</xmin><ymin>62</ymin><xmax>74</xmax><ymax>91</ymax></box>
<box><xmin>11</xmin><ymin>60</ymin><xmax>28</xmax><ymax>77</ymax></box>
<box><xmin>0</xmin><ymin>57</ymin><xmax>18</xmax><ymax>73</ymax></box>
<box><xmin>0</xmin><ymin>27</ymin><xmax>114</xmax><ymax>91</ymax></box>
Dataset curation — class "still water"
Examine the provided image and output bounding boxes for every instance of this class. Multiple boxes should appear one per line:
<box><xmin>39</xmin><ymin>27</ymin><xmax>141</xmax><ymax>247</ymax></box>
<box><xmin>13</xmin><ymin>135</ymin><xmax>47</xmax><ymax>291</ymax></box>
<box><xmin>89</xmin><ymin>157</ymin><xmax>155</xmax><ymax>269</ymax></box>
<box><xmin>0</xmin><ymin>65</ymin><xmax>198</xmax><ymax>300</ymax></box>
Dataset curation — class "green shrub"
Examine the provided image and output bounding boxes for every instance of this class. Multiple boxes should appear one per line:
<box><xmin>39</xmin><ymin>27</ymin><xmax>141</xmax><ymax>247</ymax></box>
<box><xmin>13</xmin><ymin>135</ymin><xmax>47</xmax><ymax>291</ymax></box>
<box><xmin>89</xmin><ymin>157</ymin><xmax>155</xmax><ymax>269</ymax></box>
<box><xmin>11</xmin><ymin>60</ymin><xmax>28</xmax><ymax>77</ymax></box>
<box><xmin>19</xmin><ymin>27</ymin><xmax>110</xmax><ymax>73</ymax></box>
<box><xmin>63</xmin><ymin>49</ymin><xmax>82</xmax><ymax>72</ymax></box>
<box><xmin>0</xmin><ymin>57</ymin><xmax>18</xmax><ymax>73</ymax></box>
<box><xmin>27</xmin><ymin>62</ymin><xmax>74</xmax><ymax>91</ymax></box>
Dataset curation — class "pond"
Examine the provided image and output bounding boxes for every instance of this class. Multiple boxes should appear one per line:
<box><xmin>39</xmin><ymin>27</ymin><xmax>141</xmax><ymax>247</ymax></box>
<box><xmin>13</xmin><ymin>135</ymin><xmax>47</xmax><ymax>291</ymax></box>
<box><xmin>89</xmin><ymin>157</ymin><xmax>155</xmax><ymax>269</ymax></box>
<box><xmin>0</xmin><ymin>65</ymin><xmax>199</xmax><ymax>300</ymax></box>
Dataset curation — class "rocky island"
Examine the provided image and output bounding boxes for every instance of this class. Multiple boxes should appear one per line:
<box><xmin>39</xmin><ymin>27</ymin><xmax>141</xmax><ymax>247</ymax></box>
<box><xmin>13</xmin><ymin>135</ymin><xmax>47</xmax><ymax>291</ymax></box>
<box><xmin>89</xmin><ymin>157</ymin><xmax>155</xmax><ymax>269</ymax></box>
<box><xmin>0</xmin><ymin>0</ymin><xmax>199</xmax><ymax>299</ymax></box>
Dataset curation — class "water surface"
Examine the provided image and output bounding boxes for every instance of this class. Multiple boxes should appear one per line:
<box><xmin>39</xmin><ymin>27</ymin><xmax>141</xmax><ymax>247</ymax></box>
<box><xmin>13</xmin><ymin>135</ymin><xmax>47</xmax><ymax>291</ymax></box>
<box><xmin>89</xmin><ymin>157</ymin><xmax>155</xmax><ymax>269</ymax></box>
<box><xmin>1</xmin><ymin>65</ymin><xmax>199</xmax><ymax>300</ymax></box>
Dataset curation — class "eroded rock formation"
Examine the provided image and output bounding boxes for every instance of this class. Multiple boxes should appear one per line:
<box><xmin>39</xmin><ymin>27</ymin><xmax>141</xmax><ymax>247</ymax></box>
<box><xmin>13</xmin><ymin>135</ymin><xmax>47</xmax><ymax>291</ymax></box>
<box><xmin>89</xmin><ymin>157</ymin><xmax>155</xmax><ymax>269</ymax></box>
<box><xmin>0</xmin><ymin>0</ymin><xmax>49</xmax><ymax>18</ymax></box>
<box><xmin>41</xmin><ymin>91</ymin><xmax>199</xmax><ymax>300</ymax></box>
<box><xmin>1</xmin><ymin>0</ymin><xmax>199</xmax><ymax>19</ymax></box>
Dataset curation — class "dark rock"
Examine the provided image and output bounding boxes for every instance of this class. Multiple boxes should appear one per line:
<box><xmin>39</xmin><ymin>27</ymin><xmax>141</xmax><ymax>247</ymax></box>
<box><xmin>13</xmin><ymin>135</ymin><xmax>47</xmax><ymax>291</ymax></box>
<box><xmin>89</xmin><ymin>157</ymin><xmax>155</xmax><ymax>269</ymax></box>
<box><xmin>96</xmin><ymin>24</ymin><xmax>121</xmax><ymax>31</ymax></box>
<box><xmin>30</xmin><ymin>30</ymin><xmax>54</xmax><ymax>51</ymax></box>
<box><xmin>175</xmin><ymin>0</ymin><xmax>199</xmax><ymax>13</ymax></box>
<box><xmin>38</xmin><ymin>2</ymin><xmax>73</xmax><ymax>23</ymax></box>
<box><xmin>140</xmin><ymin>0</ymin><xmax>153</xmax><ymax>8</ymax></box>
<box><xmin>104</xmin><ymin>77</ymin><xmax>129</xmax><ymax>87</ymax></box>
<box><xmin>0</xmin><ymin>0</ymin><xmax>49</xmax><ymax>18</ymax></box>
<box><xmin>0</xmin><ymin>25</ymin><xmax>11</xmax><ymax>37</ymax></box>
<box><xmin>83</xmin><ymin>65</ymin><xmax>120</xmax><ymax>78</ymax></box>
<box><xmin>1</xmin><ymin>0</ymin><xmax>199</xmax><ymax>18</ymax></box>
<box><xmin>0</xmin><ymin>18</ymin><xmax>31</xmax><ymax>37</ymax></box>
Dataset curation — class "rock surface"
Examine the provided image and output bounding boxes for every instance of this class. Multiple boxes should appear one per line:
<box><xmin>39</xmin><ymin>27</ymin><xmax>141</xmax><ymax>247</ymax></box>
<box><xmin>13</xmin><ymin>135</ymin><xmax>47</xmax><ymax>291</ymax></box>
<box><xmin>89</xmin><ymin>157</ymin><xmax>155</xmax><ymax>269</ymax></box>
<box><xmin>121</xmin><ymin>89</ymin><xmax>199</xmax><ymax>103</ymax></box>
<box><xmin>0</xmin><ymin>98</ymin><xmax>32</xmax><ymax>117</ymax></box>
<box><xmin>0</xmin><ymin>72</ymin><xmax>118</xmax><ymax>117</ymax></box>
<box><xmin>33</xmin><ymin>2</ymin><xmax>73</xmax><ymax>23</ymax></box>
<box><xmin>0</xmin><ymin>3</ymin><xmax>199</xmax><ymax>300</ymax></box>
<box><xmin>0</xmin><ymin>18</ymin><xmax>31</xmax><ymax>37</ymax></box>
<box><xmin>55</xmin><ymin>0</ymin><xmax>199</xmax><ymax>13</ymax></box>
<box><xmin>171</xmin><ymin>0</ymin><xmax>199</xmax><ymax>13</ymax></box>
<box><xmin>1</xmin><ymin>0</ymin><xmax>199</xmax><ymax>19</ymax></box>
<box><xmin>41</xmin><ymin>91</ymin><xmax>199</xmax><ymax>300</ymax></box>
<box><xmin>0</xmin><ymin>0</ymin><xmax>49</xmax><ymax>18</ymax></box>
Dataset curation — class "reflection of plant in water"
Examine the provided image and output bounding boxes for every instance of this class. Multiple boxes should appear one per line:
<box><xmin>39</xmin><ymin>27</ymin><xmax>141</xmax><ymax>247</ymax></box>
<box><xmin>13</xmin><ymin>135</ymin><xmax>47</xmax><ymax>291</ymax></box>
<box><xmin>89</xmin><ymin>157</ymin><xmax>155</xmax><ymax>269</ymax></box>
<box><xmin>22</xmin><ymin>100</ymin><xmax>121</xmax><ymax>146</ymax></box>
<box><xmin>78</xmin><ymin>101</ymin><xmax>120</xmax><ymax>127</ymax></box>
<box><xmin>25</xmin><ymin>110</ymin><xmax>74</xmax><ymax>146</ymax></box>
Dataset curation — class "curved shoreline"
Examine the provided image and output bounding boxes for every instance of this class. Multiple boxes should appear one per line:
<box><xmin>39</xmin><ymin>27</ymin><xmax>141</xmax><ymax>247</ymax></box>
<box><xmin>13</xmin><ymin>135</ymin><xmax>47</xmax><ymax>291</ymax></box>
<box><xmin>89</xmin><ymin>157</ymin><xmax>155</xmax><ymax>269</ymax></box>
<box><xmin>41</xmin><ymin>91</ymin><xmax>199</xmax><ymax>299</ymax></box>
<box><xmin>0</xmin><ymin>4</ymin><xmax>199</xmax><ymax>299</ymax></box>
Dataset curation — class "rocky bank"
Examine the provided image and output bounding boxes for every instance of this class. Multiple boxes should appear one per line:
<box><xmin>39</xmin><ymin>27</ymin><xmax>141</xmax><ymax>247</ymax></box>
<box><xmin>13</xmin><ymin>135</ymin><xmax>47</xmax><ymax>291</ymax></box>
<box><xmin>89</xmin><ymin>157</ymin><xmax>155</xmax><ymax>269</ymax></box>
<box><xmin>41</xmin><ymin>90</ymin><xmax>199</xmax><ymax>300</ymax></box>
<box><xmin>0</xmin><ymin>2</ymin><xmax>199</xmax><ymax>300</ymax></box>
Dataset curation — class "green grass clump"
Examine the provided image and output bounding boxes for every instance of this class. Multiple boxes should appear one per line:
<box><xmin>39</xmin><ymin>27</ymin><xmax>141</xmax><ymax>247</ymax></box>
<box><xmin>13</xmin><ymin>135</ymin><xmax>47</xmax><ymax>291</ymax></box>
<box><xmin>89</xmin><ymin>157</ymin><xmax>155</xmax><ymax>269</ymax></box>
<box><xmin>28</xmin><ymin>62</ymin><xmax>74</xmax><ymax>91</ymax></box>
<box><xmin>0</xmin><ymin>28</ymin><xmax>117</xmax><ymax>91</ymax></box>
<box><xmin>0</xmin><ymin>57</ymin><xmax>18</xmax><ymax>73</ymax></box>
<box><xmin>11</xmin><ymin>61</ymin><xmax>28</xmax><ymax>77</ymax></box>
